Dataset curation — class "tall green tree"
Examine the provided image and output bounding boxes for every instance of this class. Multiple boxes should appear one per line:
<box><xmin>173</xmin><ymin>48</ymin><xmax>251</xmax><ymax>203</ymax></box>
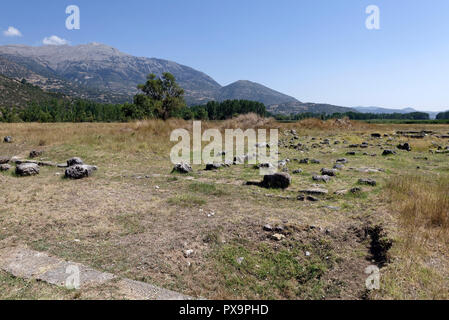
<box><xmin>136</xmin><ymin>72</ymin><xmax>186</xmax><ymax>120</ymax></box>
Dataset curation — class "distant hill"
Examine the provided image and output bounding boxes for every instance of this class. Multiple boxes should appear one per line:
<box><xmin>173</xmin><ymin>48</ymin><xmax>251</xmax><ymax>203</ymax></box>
<box><xmin>267</xmin><ymin>101</ymin><xmax>356</xmax><ymax>115</ymax></box>
<box><xmin>0</xmin><ymin>74</ymin><xmax>65</xmax><ymax>108</ymax></box>
<box><xmin>0</xmin><ymin>43</ymin><xmax>298</xmax><ymax>106</ymax></box>
<box><xmin>354</xmin><ymin>106</ymin><xmax>439</xmax><ymax>119</ymax></box>
<box><xmin>216</xmin><ymin>80</ymin><xmax>298</xmax><ymax>106</ymax></box>
<box><xmin>353</xmin><ymin>106</ymin><xmax>417</xmax><ymax>114</ymax></box>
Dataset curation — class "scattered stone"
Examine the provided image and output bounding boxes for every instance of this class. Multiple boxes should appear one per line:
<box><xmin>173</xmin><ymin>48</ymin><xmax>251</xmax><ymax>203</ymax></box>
<box><xmin>236</xmin><ymin>257</ymin><xmax>244</xmax><ymax>265</ymax></box>
<box><xmin>333</xmin><ymin>164</ymin><xmax>344</xmax><ymax>170</ymax></box>
<box><xmin>346</xmin><ymin>151</ymin><xmax>356</xmax><ymax>156</ymax></box>
<box><xmin>397</xmin><ymin>143</ymin><xmax>411</xmax><ymax>152</ymax></box>
<box><xmin>183</xmin><ymin>249</ymin><xmax>194</xmax><ymax>258</ymax></box>
<box><xmin>16</xmin><ymin>163</ymin><xmax>39</xmax><ymax>176</ymax></box>
<box><xmin>29</xmin><ymin>150</ymin><xmax>43</xmax><ymax>159</ymax></box>
<box><xmin>65</xmin><ymin>165</ymin><xmax>97</xmax><ymax>179</ymax></box>
<box><xmin>371</xmin><ymin>133</ymin><xmax>382</xmax><ymax>138</ymax></box>
<box><xmin>271</xmin><ymin>233</ymin><xmax>285</xmax><ymax>241</ymax></box>
<box><xmin>0</xmin><ymin>164</ymin><xmax>11</xmax><ymax>171</ymax></box>
<box><xmin>3</xmin><ymin>136</ymin><xmax>12</xmax><ymax>143</ymax></box>
<box><xmin>0</xmin><ymin>157</ymin><xmax>10</xmax><ymax>164</ymax></box>
<box><xmin>313</xmin><ymin>175</ymin><xmax>331</xmax><ymax>183</ymax></box>
<box><xmin>292</xmin><ymin>169</ymin><xmax>303</xmax><ymax>174</ymax></box>
<box><xmin>336</xmin><ymin>158</ymin><xmax>348</xmax><ymax>164</ymax></box>
<box><xmin>274</xmin><ymin>225</ymin><xmax>284</xmax><ymax>232</ymax></box>
<box><xmin>205</xmin><ymin>163</ymin><xmax>222</xmax><ymax>171</ymax></box>
<box><xmin>382</xmin><ymin>149</ymin><xmax>396</xmax><ymax>156</ymax></box>
<box><xmin>350</xmin><ymin>187</ymin><xmax>362</xmax><ymax>194</ymax></box>
<box><xmin>358</xmin><ymin>178</ymin><xmax>377</xmax><ymax>186</ymax></box>
<box><xmin>67</xmin><ymin>157</ymin><xmax>84</xmax><ymax>166</ymax></box>
<box><xmin>261</xmin><ymin>172</ymin><xmax>291</xmax><ymax>189</ymax></box>
<box><xmin>263</xmin><ymin>224</ymin><xmax>273</xmax><ymax>232</ymax></box>
<box><xmin>172</xmin><ymin>162</ymin><xmax>192</xmax><ymax>174</ymax></box>
<box><xmin>310</xmin><ymin>159</ymin><xmax>321</xmax><ymax>164</ymax></box>
<box><xmin>305</xmin><ymin>251</ymin><xmax>311</xmax><ymax>257</ymax></box>
<box><xmin>320</xmin><ymin>168</ymin><xmax>337</xmax><ymax>176</ymax></box>
<box><xmin>299</xmin><ymin>188</ymin><xmax>328</xmax><ymax>195</ymax></box>
<box><xmin>255</xmin><ymin>162</ymin><xmax>273</xmax><ymax>169</ymax></box>
<box><xmin>299</xmin><ymin>158</ymin><xmax>309</xmax><ymax>164</ymax></box>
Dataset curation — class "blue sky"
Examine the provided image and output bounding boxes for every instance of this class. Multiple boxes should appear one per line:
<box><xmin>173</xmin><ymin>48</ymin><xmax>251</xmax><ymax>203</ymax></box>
<box><xmin>1</xmin><ymin>0</ymin><xmax>448</xmax><ymax>111</ymax></box>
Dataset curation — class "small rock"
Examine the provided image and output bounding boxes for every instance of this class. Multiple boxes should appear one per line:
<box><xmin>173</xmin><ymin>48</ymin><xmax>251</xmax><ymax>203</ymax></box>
<box><xmin>261</xmin><ymin>172</ymin><xmax>291</xmax><ymax>189</ymax></box>
<box><xmin>65</xmin><ymin>165</ymin><xmax>97</xmax><ymax>179</ymax></box>
<box><xmin>397</xmin><ymin>143</ymin><xmax>411</xmax><ymax>152</ymax></box>
<box><xmin>305</xmin><ymin>251</ymin><xmax>311</xmax><ymax>257</ymax></box>
<box><xmin>313</xmin><ymin>175</ymin><xmax>331</xmax><ymax>183</ymax></box>
<box><xmin>205</xmin><ymin>163</ymin><xmax>222</xmax><ymax>171</ymax></box>
<box><xmin>3</xmin><ymin>136</ymin><xmax>12</xmax><ymax>143</ymax></box>
<box><xmin>263</xmin><ymin>224</ymin><xmax>273</xmax><ymax>232</ymax></box>
<box><xmin>172</xmin><ymin>162</ymin><xmax>192</xmax><ymax>174</ymax></box>
<box><xmin>336</xmin><ymin>158</ymin><xmax>348</xmax><ymax>164</ymax></box>
<box><xmin>0</xmin><ymin>156</ymin><xmax>10</xmax><ymax>164</ymax></box>
<box><xmin>292</xmin><ymin>169</ymin><xmax>303</xmax><ymax>174</ymax></box>
<box><xmin>16</xmin><ymin>163</ymin><xmax>40</xmax><ymax>176</ymax></box>
<box><xmin>29</xmin><ymin>150</ymin><xmax>43</xmax><ymax>159</ymax></box>
<box><xmin>320</xmin><ymin>168</ymin><xmax>337</xmax><ymax>176</ymax></box>
<box><xmin>350</xmin><ymin>187</ymin><xmax>362</xmax><ymax>193</ymax></box>
<box><xmin>382</xmin><ymin>149</ymin><xmax>396</xmax><ymax>156</ymax></box>
<box><xmin>67</xmin><ymin>157</ymin><xmax>84</xmax><ymax>166</ymax></box>
<box><xmin>184</xmin><ymin>249</ymin><xmax>194</xmax><ymax>258</ymax></box>
<box><xmin>271</xmin><ymin>233</ymin><xmax>285</xmax><ymax>241</ymax></box>
<box><xmin>0</xmin><ymin>164</ymin><xmax>12</xmax><ymax>171</ymax></box>
<box><xmin>358</xmin><ymin>178</ymin><xmax>377</xmax><ymax>186</ymax></box>
<box><xmin>236</xmin><ymin>257</ymin><xmax>244</xmax><ymax>265</ymax></box>
<box><xmin>299</xmin><ymin>188</ymin><xmax>328</xmax><ymax>195</ymax></box>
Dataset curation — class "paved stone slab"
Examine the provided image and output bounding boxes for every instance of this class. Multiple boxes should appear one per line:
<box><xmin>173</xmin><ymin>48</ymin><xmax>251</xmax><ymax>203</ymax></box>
<box><xmin>0</xmin><ymin>247</ymin><xmax>193</xmax><ymax>300</ymax></box>
<box><xmin>115</xmin><ymin>278</ymin><xmax>193</xmax><ymax>300</ymax></box>
<box><xmin>38</xmin><ymin>261</ymin><xmax>115</xmax><ymax>288</ymax></box>
<box><xmin>0</xmin><ymin>247</ymin><xmax>61</xmax><ymax>279</ymax></box>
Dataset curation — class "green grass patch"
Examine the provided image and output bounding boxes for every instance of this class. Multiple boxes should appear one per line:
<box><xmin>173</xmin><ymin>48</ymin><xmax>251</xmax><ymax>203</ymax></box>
<box><xmin>213</xmin><ymin>238</ymin><xmax>335</xmax><ymax>299</ymax></box>
<box><xmin>188</xmin><ymin>182</ymin><xmax>226</xmax><ymax>196</ymax></box>
<box><xmin>167</xmin><ymin>194</ymin><xmax>207</xmax><ymax>207</ymax></box>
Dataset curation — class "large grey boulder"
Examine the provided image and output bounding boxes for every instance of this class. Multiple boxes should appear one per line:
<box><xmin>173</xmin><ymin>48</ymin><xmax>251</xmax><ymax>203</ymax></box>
<box><xmin>65</xmin><ymin>165</ymin><xmax>97</xmax><ymax>179</ymax></box>
<box><xmin>261</xmin><ymin>172</ymin><xmax>291</xmax><ymax>189</ymax></box>
<box><xmin>16</xmin><ymin>163</ymin><xmax>40</xmax><ymax>176</ymax></box>
<box><xmin>67</xmin><ymin>157</ymin><xmax>84</xmax><ymax>167</ymax></box>
<box><xmin>172</xmin><ymin>162</ymin><xmax>192</xmax><ymax>174</ymax></box>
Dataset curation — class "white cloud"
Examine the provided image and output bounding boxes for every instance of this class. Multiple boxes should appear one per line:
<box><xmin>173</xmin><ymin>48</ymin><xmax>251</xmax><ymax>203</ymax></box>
<box><xmin>3</xmin><ymin>26</ymin><xmax>22</xmax><ymax>37</ymax></box>
<box><xmin>43</xmin><ymin>35</ymin><xmax>69</xmax><ymax>46</ymax></box>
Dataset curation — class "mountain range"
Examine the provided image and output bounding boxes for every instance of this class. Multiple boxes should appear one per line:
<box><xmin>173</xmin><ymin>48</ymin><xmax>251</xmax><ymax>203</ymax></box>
<box><xmin>0</xmin><ymin>43</ymin><xmax>299</xmax><ymax>107</ymax></box>
<box><xmin>0</xmin><ymin>43</ymin><xmax>443</xmax><ymax>118</ymax></box>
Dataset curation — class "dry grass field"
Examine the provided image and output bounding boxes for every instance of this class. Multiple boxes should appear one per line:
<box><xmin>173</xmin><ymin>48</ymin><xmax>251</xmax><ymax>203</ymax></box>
<box><xmin>0</xmin><ymin>116</ymin><xmax>448</xmax><ymax>300</ymax></box>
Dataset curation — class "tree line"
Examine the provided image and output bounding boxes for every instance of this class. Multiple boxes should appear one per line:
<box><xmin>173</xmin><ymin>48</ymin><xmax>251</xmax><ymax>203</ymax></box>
<box><xmin>272</xmin><ymin>111</ymin><xmax>431</xmax><ymax>121</ymax></box>
<box><xmin>1</xmin><ymin>72</ymin><xmax>444</xmax><ymax>122</ymax></box>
